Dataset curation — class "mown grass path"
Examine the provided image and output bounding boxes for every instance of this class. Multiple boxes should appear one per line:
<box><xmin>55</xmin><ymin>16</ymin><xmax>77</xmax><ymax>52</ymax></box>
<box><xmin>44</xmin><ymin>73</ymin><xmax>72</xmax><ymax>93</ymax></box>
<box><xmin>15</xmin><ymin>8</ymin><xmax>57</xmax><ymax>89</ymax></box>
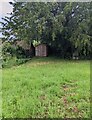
<box><xmin>2</xmin><ymin>57</ymin><xmax>90</xmax><ymax>118</ymax></box>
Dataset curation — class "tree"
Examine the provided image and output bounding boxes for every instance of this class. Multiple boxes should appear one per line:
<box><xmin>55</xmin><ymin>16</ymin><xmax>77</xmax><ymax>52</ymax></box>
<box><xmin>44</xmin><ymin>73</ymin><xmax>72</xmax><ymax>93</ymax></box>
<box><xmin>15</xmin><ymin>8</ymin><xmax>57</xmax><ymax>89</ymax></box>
<box><xmin>1</xmin><ymin>2</ymin><xmax>91</xmax><ymax>58</ymax></box>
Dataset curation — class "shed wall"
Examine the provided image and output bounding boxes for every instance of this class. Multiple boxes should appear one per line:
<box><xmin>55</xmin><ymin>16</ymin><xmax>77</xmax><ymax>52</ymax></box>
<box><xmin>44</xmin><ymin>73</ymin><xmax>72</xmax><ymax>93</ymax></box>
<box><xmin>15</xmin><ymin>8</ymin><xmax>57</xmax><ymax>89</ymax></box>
<box><xmin>35</xmin><ymin>44</ymin><xmax>47</xmax><ymax>56</ymax></box>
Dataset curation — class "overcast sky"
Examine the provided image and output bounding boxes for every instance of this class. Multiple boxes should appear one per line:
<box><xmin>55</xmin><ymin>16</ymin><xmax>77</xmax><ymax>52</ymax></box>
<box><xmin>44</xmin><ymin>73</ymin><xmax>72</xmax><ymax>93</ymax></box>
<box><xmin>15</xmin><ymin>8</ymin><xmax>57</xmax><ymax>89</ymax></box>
<box><xmin>0</xmin><ymin>0</ymin><xmax>13</xmax><ymax>37</ymax></box>
<box><xmin>0</xmin><ymin>0</ymin><xmax>13</xmax><ymax>19</ymax></box>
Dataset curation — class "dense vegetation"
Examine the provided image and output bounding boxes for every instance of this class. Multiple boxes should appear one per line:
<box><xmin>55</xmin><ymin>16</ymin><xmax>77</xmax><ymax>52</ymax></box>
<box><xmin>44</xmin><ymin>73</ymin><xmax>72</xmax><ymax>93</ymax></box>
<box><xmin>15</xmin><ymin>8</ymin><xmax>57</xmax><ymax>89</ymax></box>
<box><xmin>2</xmin><ymin>57</ymin><xmax>90</xmax><ymax>118</ymax></box>
<box><xmin>1</xmin><ymin>2</ymin><xmax>92</xmax><ymax>60</ymax></box>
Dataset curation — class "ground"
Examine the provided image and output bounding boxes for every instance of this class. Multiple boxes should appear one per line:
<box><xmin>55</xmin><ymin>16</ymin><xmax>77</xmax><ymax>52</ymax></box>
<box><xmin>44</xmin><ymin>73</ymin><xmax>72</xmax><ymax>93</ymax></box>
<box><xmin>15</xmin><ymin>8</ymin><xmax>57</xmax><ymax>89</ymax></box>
<box><xmin>2</xmin><ymin>57</ymin><xmax>90</xmax><ymax>118</ymax></box>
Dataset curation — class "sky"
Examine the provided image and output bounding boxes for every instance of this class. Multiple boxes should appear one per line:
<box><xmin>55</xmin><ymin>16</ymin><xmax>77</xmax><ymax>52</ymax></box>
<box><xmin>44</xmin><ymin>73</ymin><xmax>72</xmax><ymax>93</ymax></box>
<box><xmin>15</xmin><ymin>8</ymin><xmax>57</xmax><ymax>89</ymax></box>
<box><xmin>0</xmin><ymin>0</ymin><xmax>13</xmax><ymax>37</ymax></box>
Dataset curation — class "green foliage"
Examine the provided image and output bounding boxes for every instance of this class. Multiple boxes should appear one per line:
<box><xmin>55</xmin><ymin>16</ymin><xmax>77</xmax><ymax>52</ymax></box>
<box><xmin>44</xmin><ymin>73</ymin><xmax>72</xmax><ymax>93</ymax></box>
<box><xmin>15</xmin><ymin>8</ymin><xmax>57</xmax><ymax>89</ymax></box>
<box><xmin>16</xmin><ymin>58</ymin><xmax>30</xmax><ymax>65</ymax></box>
<box><xmin>15</xmin><ymin>46</ymin><xmax>26</xmax><ymax>59</ymax></box>
<box><xmin>2</xmin><ymin>56</ymin><xmax>30</xmax><ymax>68</ymax></box>
<box><xmin>2</xmin><ymin>41</ymin><xmax>16</xmax><ymax>67</ymax></box>
<box><xmin>2</xmin><ymin>41</ymin><xmax>16</xmax><ymax>57</ymax></box>
<box><xmin>1</xmin><ymin>2</ymin><xmax>91</xmax><ymax>58</ymax></box>
<box><xmin>33</xmin><ymin>40</ymin><xmax>41</xmax><ymax>47</ymax></box>
<box><xmin>2</xmin><ymin>41</ymin><xmax>31</xmax><ymax>68</ymax></box>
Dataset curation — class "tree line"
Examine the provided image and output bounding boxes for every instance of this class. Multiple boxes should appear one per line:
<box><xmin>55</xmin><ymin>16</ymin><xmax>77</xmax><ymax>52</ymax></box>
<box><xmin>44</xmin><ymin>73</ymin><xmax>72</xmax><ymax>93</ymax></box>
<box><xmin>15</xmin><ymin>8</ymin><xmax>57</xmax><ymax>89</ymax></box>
<box><xmin>1</xmin><ymin>2</ymin><xmax>92</xmax><ymax>59</ymax></box>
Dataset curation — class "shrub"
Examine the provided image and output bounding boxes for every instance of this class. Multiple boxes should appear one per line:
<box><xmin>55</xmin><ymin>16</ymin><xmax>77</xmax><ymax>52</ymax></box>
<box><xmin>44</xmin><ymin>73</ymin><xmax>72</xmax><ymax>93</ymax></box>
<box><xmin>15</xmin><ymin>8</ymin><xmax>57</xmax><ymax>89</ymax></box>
<box><xmin>16</xmin><ymin>58</ymin><xmax>30</xmax><ymax>65</ymax></box>
<box><xmin>2</xmin><ymin>41</ymin><xmax>16</xmax><ymax>57</ymax></box>
<box><xmin>15</xmin><ymin>46</ymin><xmax>26</xmax><ymax>59</ymax></box>
<box><xmin>2</xmin><ymin>57</ymin><xmax>31</xmax><ymax>68</ymax></box>
<box><xmin>2</xmin><ymin>41</ymin><xmax>31</xmax><ymax>68</ymax></box>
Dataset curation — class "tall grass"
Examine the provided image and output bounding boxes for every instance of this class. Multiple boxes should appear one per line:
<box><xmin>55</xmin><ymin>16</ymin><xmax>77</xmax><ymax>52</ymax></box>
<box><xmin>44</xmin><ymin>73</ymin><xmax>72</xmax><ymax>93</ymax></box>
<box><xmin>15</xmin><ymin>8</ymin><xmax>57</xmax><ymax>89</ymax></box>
<box><xmin>2</xmin><ymin>57</ymin><xmax>90</xmax><ymax>118</ymax></box>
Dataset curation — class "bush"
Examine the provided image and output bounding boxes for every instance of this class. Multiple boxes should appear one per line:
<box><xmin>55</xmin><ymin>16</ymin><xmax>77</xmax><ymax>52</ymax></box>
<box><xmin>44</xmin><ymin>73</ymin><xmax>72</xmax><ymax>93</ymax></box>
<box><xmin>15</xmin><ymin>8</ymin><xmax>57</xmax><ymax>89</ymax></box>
<box><xmin>2</xmin><ymin>57</ymin><xmax>31</xmax><ymax>68</ymax></box>
<box><xmin>2</xmin><ymin>41</ymin><xmax>16</xmax><ymax>57</ymax></box>
<box><xmin>16</xmin><ymin>58</ymin><xmax>30</xmax><ymax>65</ymax></box>
<box><xmin>2</xmin><ymin>41</ymin><xmax>30</xmax><ymax>59</ymax></box>
<box><xmin>15</xmin><ymin>46</ymin><xmax>26</xmax><ymax>59</ymax></box>
<box><xmin>2</xmin><ymin>40</ymin><xmax>33</xmax><ymax>68</ymax></box>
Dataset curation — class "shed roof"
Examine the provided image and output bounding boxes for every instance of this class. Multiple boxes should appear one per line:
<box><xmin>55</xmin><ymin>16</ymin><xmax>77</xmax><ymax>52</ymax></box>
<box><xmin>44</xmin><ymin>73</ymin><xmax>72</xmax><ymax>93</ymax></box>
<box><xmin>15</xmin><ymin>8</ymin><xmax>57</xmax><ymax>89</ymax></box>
<box><xmin>35</xmin><ymin>43</ymin><xmax>47</xmax><ymax>47</ymax></box>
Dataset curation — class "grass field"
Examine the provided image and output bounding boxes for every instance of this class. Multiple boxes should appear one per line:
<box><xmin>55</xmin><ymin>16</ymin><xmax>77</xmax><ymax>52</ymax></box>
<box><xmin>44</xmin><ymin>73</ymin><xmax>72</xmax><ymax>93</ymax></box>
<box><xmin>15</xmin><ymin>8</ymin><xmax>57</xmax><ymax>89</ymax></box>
<box><xmin>2</xmin><ymin>57</ymin><xmax>90</xmax><ymax>118</ymax></box>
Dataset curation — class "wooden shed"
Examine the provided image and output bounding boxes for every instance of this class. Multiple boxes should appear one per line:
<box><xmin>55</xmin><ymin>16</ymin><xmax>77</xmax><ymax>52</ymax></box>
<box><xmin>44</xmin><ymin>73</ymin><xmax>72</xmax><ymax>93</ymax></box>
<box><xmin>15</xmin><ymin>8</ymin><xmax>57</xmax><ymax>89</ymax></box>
<box><xmin>35</xmin><ymin>44</ymin><xmax>48</xmax><ymax>57</ymax></box>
